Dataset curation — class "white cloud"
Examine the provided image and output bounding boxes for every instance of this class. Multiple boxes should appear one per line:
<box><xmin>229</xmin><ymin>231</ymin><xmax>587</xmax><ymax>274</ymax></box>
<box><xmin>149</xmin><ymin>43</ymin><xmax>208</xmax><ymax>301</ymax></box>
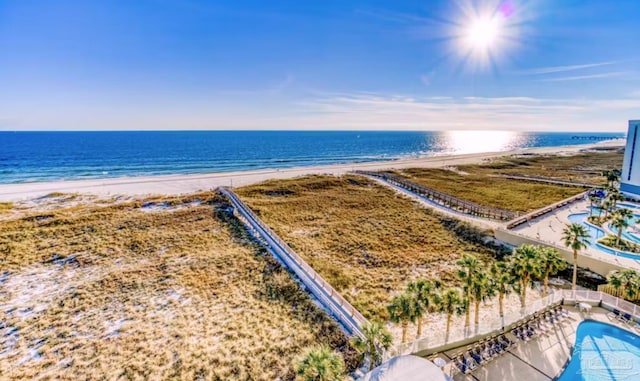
<box><xmin>520</xmin><ymin>61</ymin><xmax>620</xmax><ymax>75</ymax></box>
<box><xmin>294</xmin><ymin>93</ymin><xmax>639</xmax><ymax>131</ymax></box>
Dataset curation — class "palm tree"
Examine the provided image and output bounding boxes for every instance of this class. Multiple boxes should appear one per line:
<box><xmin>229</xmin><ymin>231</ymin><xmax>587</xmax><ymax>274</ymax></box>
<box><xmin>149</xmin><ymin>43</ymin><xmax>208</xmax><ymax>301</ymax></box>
<box><xmin>612</xmin><ymin>208</ymin><xmax>634</xmax><ymax>246</ymax></box>
<box><xmin>293</xmin><ymin>345</ymin><xmax>345</xmax><ymax>381</ymax></box>
<box><xmin>602</xmin><ymin>199</ymin><xmax>612</xmax><ymax>219</ymax></box>
<box><xmin>489</xmin><ymin>261</ymin><xmax>514</xmax><ymax>317</ymax></box>
<box><xmin>538</xmin><ymin>247</ymin><xmax>567</xmax><ymax>297</ymax></box>
<box><xmin>387</xmin><ymin>292</ymin><xmax>416</xmax><ymax>343</ymax></box>
<box><xmin>510</xmin><ymin>244</ymin><xmax>541</xmax><ymax>308</ymax></box>
<box><xmin>406</xmin><ymin>279</ymin><xmax>441</xmax><ymax>338</ymax></box>
<box><xmin>562</xmin><ymin>223</ymin><xmax>591</xmax><ymax>291</ymax></box>
<box><xmin>589</xmin><ymin>195</ymin><xmax>598</xmax><ymax>217</ymax></box>
<box><xmin>350</xmin><ymin>321</ymin><xmax>393</xmax><ymax>372</ymax></box>
<box><xmin>603</xmin><ymin>169</ymin><xmax>621</xmax><ymax>188</ymax></box>
<box><xmin>609</xmin><ymin>189</ymin><xmax>624</xmax><ymax>210</ymax></box>
<box><xmin>607</xmin><ymin>269</ymin><xmax>640</xmax><ymax>301</ymax></box>
<box><xmin>457</xmin><ymin>254</ymin><xmax>481</xmax><ymax>329</ymax></box>
<box><xmin>470</xmin><ymin>271</ymin><xmax>494</xmax><ymax>326</ymax></box>
<box><xmin>438</xmin><ymin>288</ymin><xmax>465</xmax><ymax>340</ymax></box>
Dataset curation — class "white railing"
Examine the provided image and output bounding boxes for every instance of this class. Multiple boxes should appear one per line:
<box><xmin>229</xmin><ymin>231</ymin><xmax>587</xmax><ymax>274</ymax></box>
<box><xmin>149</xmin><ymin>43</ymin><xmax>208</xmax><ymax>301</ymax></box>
<box><xmin>386</xmin><ymin>290</ymin><xmax>640</xmax><ymax>358</ymax></box>
<box><xmin>219</xmin><ymin>187</ymin><xmax>367</xmax><ymax>338</ymax></box>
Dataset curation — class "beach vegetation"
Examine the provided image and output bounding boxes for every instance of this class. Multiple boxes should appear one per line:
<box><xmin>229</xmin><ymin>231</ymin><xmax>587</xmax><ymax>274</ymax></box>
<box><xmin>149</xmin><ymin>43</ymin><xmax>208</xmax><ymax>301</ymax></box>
<box><xmin>387</xmin><ymin>292</ymin><xmax>417</xmax><ymax>343</ymax></box>
<box><xmin>406</xmin><ymin>279</ymin><xmax>441</xmax><ymax>338</ymax></box>
<box><xmin>538</xmin><ymin>247</ymin><xmax>567</xmax><ymax>297</ymax></box>
<box><xmin>236</xmin><ymin>175</ymin><xmax>503</xmax><ymax>320</ymax></box>
<box><xmin>350</xmin><ymin>321</ymin><xmax>393</xmax><ymax>372</ymax></box>
<box><xmin>607</xmin><ymin>269</ymin><xmax>640</xmax><ymax>301</ymax></box>
<box><xmin>611</xmin><ymin>208</ymin><xmax>635</xmax><ymax>245</ymax></box>
<box><xmin>392</xmin><ymin>167</ymin><xmax>582</xmax><ymax>213</ymax></box>
<box><xmin>0</xmin><ymin>192</ymin><xmax>359</xmax><ymax>379</ymax></box>
<box><xmin>510</xmin><ymin>244</ymin><xmax>542</xmax><ymax>308</ymax></box>
<box><xmin>438</xmin><ymin>288</ymin><xmax>466</xmax><ymax>340</ymax></box>
<box><xmin>598</xmin><ymin>235</ymin><xmax>640</xmax><ymax>254</ymax></box>
<box><xmin>562</xmin><ymin>223</ymin><xmax>591</xmax><ymax>290</ymax></box>
<box><xmin>293</xmin><ymin>345</ymin><xmax>345</xmax><ymax>381</ymax></box>
<box><xmin>0</xmin><ymin>201</ymin><xmax>12</xmax><ymax>213</ymax></box>
<box><xmin>456</xmin><ymin>254</ymin><xmax>483</xmax><ymax>328</ymax></box>
<box><xmin>489</xmin><ymin>261</ymin><xmax>515</xmax><ymax>317</ymax></box>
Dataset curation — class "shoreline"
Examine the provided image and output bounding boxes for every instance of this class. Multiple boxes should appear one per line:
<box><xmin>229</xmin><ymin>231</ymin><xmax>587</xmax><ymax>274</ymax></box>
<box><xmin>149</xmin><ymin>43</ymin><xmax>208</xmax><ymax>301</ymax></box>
<box><xmin>1</xmin><ymin>140</ymin><xmax>623</xmax><ymax>202</ymax></box>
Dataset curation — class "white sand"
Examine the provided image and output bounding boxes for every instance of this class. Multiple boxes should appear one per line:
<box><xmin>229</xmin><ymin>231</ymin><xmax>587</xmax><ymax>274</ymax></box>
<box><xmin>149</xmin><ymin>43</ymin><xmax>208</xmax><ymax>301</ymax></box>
<box><xmin>0</xmin><ymin>140</ymin><xmax>623</xmax><ymax>202</ymax></box>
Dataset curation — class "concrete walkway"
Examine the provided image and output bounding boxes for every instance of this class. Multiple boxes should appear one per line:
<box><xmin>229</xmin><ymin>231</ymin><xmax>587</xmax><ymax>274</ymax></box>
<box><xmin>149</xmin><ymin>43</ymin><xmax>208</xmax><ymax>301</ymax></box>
<box><xmin>512</xmin><ymin>200</ymin><xmax>640</xmax><ymax>271</ymax></box>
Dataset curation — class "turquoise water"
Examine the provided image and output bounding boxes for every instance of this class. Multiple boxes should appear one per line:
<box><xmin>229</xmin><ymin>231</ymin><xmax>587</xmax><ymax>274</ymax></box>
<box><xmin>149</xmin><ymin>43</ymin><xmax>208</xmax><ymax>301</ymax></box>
<box><xmin>566</xmin><ymin>212</ymin><xmax>640</xmax><ymax>259</ymax></box>
<box><xmin>557</xmin><ymin>320</ymin><xmax>640</xmax><ymax>381</ymax></box>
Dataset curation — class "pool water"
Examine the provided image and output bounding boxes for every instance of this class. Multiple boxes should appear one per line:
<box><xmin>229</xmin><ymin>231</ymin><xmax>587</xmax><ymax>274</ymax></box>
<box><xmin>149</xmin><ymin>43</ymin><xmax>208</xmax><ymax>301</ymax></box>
<box><xmin>557</xmin><ymin>320</ymin><xmax>640</xmax><ymax>381</ymax></box>
<box><xmin>567</xmin><ymin>212</ymin><xmax>640</xmax><ymax>259</ymax></box>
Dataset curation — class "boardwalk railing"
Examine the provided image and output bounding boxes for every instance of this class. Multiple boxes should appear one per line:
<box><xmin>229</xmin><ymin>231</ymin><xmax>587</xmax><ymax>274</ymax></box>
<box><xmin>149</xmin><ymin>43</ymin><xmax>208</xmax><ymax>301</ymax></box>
<box><xmin>353</xmin><ymin>170</ymin><xmax>517</xmax><ymax>221</ymax></box>
<box><xmin>218</xmin><ymin>187</ymin><xmax>367</xmax><ymax>338</ymax></box>
<box><xmin>387</xmin><ymin>290</ymin><xmax>640</xmax><ymax>358</ymax></box>
<box><xmin>499</xmin><ymin>174</ymin><xmax>598</xmax><ymax>188</ymax></box>
<box><xmin>505</xmin><ymin>191</ymin><xmax>588</xmax><ymax>229</ymax></box>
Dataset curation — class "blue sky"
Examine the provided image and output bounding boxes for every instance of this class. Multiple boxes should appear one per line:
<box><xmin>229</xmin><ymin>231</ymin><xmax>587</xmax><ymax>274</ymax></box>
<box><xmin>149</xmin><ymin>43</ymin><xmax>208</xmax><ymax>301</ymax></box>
<box><xmin>0</xmin><ymin>0</ymin><xmax>639</xmax><ymax>131</ymax></box>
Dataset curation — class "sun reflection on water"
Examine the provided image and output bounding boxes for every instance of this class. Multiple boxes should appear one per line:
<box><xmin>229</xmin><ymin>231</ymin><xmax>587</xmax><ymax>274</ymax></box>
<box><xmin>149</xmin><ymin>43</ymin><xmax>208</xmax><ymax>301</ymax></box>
<box><xmin>443</xmin><ymin>130</ymin><xmax>524</xmax><ymax>154</ymax></box>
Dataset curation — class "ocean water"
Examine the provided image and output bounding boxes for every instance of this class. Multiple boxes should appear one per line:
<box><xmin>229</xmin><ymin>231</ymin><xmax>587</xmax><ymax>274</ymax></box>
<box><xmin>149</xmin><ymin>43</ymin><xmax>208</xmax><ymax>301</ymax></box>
<box><xmin>0</xmin><ymin>130</ymin><xmax>624</xmax><ymax>184</ymax></box>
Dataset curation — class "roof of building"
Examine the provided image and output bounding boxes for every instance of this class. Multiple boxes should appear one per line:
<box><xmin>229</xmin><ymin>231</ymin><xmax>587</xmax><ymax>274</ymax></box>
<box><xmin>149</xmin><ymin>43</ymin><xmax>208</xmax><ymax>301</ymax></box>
<box><xmin>360</xmin><ymin>355</ymin><xmax>450</xmax><ymax>381</ymax></box>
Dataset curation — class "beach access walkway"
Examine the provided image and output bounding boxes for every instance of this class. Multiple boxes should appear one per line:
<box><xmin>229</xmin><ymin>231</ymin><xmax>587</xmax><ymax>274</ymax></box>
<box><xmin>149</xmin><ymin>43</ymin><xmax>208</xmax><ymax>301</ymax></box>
<box><xmin>352</xmin><ymin>171</ymin><xmax>503</xmax><ymax>230</ymax></box>
<box><xmin>219</xmin><ymin>187</ymin><xmax>367</xmax><ymax>339</ymax></box>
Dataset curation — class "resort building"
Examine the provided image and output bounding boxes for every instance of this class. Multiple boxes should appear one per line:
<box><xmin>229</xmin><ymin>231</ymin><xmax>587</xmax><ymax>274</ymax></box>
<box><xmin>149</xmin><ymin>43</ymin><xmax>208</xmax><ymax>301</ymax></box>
<box><xmin>621</xmin><ymin>120</ymin><xmax>640</xmax><ymax>199</ymax></box>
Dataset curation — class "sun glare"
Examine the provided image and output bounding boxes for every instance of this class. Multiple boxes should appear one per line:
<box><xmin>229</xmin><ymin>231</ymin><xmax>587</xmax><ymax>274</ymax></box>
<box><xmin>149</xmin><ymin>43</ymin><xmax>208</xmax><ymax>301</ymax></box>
<box><xmin>467</xmin><ymin>17</ymin><xmax>500</xmax><ymax>50</ymax></box>
<box><xmin>446</xmin><ymin>0</ymin><xmax>524</xmax><ymax>71</ymax></box>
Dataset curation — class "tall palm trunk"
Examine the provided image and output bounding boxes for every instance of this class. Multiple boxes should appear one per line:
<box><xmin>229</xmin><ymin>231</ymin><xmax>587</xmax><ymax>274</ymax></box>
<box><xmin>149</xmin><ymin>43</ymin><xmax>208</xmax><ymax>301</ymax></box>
<box><xmin>401</xmin><ymin>321</ymin><xmax>408</xmax><ymax>343</ymax></box>
<box><xmin>474</xmin><ymin>300</ymin><xmax>481</xmax><ymax>325</ymax></box>
<box><xmin>416</xmin><ymin>317</ymin><xmax>423</xmax><ymax>338</ymax></box>
<box><xmin>446</xmin><ymin>313</ymin><xmax>452</xmax><ymax>339</ymax></box>
<box><xmin>520</xmin><ymin>279</ymin><xmax>527</xmax><ymax>308</ymax></box>
<box><xmin>543</xmin><ymin>271</ymin><xmax>550</xmax><ymax>297</ymax></box>
<box><xmin>618</xmin><ymin>228</ymin><xmax>623</xmax><ymax>246</ymax></box>
<box><xmin>498</xmin><ymin>293</ymin><xmax>504</xmax><ymax>317</ymax></box>
<box><xmin>572</xmin><ymin>250</ymin><xmax>578</xmax><ymax>290</ymax></box>
<box><xmin>464</xmin><ymin>290</ymin><xmax>471</xmax><ymax>328</ymax></box>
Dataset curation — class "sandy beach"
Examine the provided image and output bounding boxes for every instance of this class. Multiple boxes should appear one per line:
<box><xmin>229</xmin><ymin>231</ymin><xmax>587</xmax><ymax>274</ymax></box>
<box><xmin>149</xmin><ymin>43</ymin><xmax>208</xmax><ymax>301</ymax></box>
<box><xmin>0</xmin><ymin>140</ymin><xmax>623</xmax><ymax>202</ymax></box>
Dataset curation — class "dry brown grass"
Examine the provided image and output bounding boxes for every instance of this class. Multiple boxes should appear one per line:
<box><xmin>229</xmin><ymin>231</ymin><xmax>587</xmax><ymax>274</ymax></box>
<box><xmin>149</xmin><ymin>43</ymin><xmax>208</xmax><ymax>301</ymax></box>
<box><xmin>236</xmin><ymin>175</ymin><xmax>502</xmax><ymax>321</ymax></box>
<box><xmin>394</xmin><ymin>167</ymin><xmax>583</xmax><ymax>213</ymax></box>
<box><xmin>465</xmin><ymin>149</ymin><xmax>624</xmax><ymax>184</ymax></box>
<box><xmin>0</xmin><ymin>193</ymin><xmax>356</xmax><ymax>380</ymax></box>
<box><xmin>387</xmin><ymin>150</ymin><xmax>623</xmax><ymax>213</ymax></box>
<box><xmin>0</xmin><ymin>202</ymin><xmax>12</xmax><ymax>215</ymax></box>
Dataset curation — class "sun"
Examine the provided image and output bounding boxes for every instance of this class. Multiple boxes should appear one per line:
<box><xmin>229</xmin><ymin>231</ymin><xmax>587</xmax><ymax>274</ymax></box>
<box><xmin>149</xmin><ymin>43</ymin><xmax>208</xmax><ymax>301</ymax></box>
<box><xmin>467</xmin><ymin>16</ymin><xmax>501</xmax><ymax>50</ymax></box>
<box><xmin>445</xmin><ymin>0</ymin><xmax>524</xmax><ymax>72</ymax></box>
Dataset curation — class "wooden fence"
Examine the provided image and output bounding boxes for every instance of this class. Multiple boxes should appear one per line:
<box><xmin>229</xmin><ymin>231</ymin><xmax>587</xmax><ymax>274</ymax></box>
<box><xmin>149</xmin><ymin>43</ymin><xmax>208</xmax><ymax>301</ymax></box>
<box><xmin>598</xmin><ymin>284</ymin><xmax>640</xmax><ymax>302</ymax></box>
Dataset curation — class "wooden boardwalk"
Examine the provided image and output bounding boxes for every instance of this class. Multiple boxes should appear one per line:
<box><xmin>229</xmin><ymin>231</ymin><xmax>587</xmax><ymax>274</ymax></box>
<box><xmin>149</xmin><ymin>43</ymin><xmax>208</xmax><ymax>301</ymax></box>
<box><xmin>219</xmin><ymin>187</ymin><xmax>367</xmax><ymax>338</ymax></box>
<box><xmin>354</xmin><ymin>170</ymin><xmax>517</xmax><ymax>221</ymax></box>
<box><xmin>499</xmin><ymin>174</ymin><xmax>598</xmax><ymax>188</ymax></box>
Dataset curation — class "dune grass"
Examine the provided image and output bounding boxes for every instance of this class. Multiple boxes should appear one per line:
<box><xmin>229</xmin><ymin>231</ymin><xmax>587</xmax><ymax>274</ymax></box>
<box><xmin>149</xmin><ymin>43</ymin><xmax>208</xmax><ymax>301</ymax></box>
<box><xmin>464</xmin><ymin>149</ymin><xmax>624</xmax><ymax>184</ymax></box>
<box><xmin>236</xmin><ymin>175</ymin><xmax>503</xmax><ymax>321</ymax></box>
<box><xmin>0</xmin><ymin>202</ymin><xmax>12</xmax><ymax>214</ymax></box>
<box><xmin>394</xmin><ymin>167</ymin><xmax>583</xmax><ymax>213</ymax></box>
<box><xmin>0</xmin><ymin>193</ymin><xmax>357</xmax><ymax>380</ymax></box>
<box><xmin>390</xmin><ymin>150</ymin><xmax>623</xmax><ymax>213</ymax></box>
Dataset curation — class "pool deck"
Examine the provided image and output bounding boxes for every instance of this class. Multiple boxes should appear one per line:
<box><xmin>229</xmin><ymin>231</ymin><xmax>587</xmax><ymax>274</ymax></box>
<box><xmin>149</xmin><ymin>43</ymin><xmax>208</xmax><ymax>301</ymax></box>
<box><xmin>511</xmin><ymin>200</ymin><xmax>640</xmax><ymax>271</ymax></box>
<box><xmin>440</xmin><ymin>305</ymin><xmax>640</xmax><ymax>380</ymax></box>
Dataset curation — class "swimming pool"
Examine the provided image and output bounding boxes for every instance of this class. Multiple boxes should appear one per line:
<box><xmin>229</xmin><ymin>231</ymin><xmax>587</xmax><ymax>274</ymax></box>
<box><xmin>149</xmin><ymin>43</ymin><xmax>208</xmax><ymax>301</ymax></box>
<box><xmin>567</xmin><ymin>212</ymin><xmax>640</xmax><ymax>259</ymax></box>
<box><xmin>557</xmin><ymin>320</ymin><xmax>640</xmax><ymax>381</ymax></box>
